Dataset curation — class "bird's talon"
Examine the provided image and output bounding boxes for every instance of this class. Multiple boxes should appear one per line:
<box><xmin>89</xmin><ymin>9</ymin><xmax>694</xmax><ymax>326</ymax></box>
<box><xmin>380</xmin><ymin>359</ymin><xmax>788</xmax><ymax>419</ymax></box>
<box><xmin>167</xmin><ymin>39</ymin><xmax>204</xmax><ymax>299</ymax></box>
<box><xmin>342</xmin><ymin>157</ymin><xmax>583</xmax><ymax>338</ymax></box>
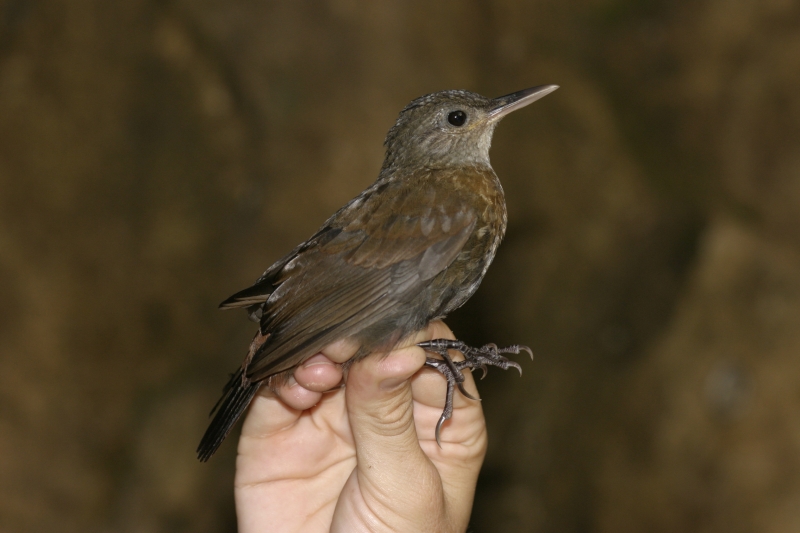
<box><xmin>457</xmin><ymin>381</ymin><xmax>480</xmax><ymax>401</ymax></box>
<box><xmin>522</xmin><ymin>345</ymin><xmax>534</xmax><ymax>360</ymax></box>
<box><xmin>420</xmin><ymin>337</ymin><xmax>530</xmax><ymax>443</ymax></box>
<box><xmin>435</xmin><ymin>415</ymin><xmax>446</xmax><ymax>447</ymax></box>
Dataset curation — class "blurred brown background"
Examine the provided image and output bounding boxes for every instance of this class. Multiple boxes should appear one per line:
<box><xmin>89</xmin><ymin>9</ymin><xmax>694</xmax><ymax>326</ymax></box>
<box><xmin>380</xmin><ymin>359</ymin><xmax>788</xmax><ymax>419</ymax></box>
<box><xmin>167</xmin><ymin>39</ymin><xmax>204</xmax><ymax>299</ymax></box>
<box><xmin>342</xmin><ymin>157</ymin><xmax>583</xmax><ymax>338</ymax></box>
<box><xmin>1</xmin><ymin>0</ymin><xmax>799</xmax><ymax>531</ymax></box>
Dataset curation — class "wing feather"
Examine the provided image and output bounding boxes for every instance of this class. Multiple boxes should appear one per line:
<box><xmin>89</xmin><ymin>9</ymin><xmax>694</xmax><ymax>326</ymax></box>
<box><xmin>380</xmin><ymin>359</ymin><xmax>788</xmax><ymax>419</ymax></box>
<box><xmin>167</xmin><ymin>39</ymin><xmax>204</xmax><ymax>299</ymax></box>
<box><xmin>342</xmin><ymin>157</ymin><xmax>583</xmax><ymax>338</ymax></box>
<box><xmin>228</xmin><ymin>170</ymin><xmax>481</xmax><ymax>380</ymax></box>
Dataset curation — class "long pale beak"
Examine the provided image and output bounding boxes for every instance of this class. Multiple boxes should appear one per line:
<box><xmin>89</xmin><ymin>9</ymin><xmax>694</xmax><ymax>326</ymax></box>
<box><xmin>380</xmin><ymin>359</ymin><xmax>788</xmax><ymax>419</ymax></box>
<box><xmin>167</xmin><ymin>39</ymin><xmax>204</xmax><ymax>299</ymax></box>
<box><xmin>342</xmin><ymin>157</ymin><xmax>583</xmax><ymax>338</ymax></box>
<box><xmin>488</xmin><ymin>85</ymin><xmax>559</xmax><ymax>120</ymax></box>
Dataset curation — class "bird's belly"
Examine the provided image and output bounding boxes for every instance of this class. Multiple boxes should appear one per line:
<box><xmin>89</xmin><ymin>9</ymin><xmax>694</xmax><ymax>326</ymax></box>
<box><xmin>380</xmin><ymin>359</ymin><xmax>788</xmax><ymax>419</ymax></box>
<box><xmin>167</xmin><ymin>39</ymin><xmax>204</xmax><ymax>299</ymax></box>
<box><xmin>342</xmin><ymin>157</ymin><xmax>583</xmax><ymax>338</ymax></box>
<box><xmin>349</xmin><ymin>215</ymin><xmax>504</xmax><ymax>354</ymax></box>
<box><xmin>428</xmin><ymin>226</ymin><xmax>501</xmax><ymax>318</ymax></box>
<box><xmin>347</xmin><ymin>253</ymin><xmax>489</xmax><ymax>353</ymax></box>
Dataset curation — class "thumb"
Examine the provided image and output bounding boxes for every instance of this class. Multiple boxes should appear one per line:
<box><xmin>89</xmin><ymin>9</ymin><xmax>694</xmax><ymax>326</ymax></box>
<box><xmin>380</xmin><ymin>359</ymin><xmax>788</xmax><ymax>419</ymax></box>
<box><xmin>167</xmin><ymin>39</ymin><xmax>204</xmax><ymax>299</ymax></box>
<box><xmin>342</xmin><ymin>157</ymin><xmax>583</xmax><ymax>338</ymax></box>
<box><xmin>344</xmin><ymin>344</ymin><xmax>434</xmax><ymax>491</ymax></box>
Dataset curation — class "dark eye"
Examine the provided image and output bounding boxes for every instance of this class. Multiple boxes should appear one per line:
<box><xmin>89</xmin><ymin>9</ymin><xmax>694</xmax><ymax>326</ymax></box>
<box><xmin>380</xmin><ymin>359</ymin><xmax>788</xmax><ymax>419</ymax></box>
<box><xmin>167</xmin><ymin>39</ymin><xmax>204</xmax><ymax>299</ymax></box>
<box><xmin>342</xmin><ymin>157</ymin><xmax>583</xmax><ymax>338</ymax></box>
<box><xmin>447</xmin><ymin>110</ymin><xmax>467</xmax><ymax>127</ymax></box>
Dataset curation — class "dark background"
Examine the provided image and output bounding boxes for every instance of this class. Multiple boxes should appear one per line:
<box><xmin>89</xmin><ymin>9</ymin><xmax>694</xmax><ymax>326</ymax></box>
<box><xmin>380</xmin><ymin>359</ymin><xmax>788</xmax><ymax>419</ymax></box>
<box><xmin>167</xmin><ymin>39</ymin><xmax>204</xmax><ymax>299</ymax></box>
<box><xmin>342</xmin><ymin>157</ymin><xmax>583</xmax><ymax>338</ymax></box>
<box><xmin>2</xmin><ymin>1</ymin><xmax>800</xmax><ymax>531</ymax></box>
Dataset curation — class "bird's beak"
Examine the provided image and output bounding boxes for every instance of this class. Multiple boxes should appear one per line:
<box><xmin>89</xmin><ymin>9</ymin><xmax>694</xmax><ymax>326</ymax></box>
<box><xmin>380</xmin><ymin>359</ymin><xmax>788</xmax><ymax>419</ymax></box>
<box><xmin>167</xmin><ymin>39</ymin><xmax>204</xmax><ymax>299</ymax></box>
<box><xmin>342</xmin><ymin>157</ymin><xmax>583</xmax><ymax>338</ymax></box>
<box><xmin>488</xmin><ymin>85</ymin><xmax>559</xmax><ymax>120</ymax></box>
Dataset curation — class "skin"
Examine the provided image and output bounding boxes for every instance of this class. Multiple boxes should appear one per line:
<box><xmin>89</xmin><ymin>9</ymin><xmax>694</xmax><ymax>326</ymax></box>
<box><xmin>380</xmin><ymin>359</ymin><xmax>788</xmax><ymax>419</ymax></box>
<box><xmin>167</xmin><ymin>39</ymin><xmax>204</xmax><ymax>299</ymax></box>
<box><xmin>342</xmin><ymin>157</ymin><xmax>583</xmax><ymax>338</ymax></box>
<box><xmin>235</xmin><ymin>321</ymin><xmax>487</xmax><ymax>533</ymax></box>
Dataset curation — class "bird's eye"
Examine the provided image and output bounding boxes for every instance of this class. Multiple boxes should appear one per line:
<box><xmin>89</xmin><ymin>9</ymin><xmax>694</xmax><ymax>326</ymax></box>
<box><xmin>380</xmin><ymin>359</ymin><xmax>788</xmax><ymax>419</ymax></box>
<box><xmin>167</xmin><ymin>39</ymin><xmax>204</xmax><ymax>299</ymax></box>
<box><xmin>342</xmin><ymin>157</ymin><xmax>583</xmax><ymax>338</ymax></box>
<box><xmin>447</xmin><ymin>110</ymin><xmax>467</xmax><ymax>127</ymax></box>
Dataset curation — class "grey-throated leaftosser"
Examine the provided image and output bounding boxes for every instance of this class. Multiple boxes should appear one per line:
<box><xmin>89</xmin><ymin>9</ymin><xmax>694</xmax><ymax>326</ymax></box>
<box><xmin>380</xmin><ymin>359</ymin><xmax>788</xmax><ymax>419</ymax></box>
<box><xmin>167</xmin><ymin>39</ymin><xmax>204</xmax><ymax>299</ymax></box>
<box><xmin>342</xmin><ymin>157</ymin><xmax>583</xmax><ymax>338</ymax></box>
<box><xmin>198</xmin><ymin>84</ymin><xmax>559</xmax><ymax>462</ymax></box>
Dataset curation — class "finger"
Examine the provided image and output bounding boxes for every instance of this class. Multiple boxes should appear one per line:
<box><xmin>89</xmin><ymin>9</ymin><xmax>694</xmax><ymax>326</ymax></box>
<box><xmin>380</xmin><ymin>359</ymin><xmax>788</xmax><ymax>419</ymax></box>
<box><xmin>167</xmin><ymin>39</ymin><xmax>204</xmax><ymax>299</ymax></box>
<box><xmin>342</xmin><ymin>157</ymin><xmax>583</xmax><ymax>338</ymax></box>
<box><xmin>345</xmin><ymin>345</ymin><xmax>427</xmax><ymax>442</ymax></box>
<box><xmin>293</xmin><ymin>353</ymin><xmax>343</xmax><ymax>392</ymax></box>
<box><xmin>411</xmin><ymin>367</ymin><xmax>486</xmax><ymax>451</ymax></box>
<box><xmin>239</xmin><ymin>384</ymin><xmax>302</xmax><ymax>441</ymax></box>
<box><xmin>408</xmin><ymin>320</ymin><xmax>486</xmax><ymax>455</ymax></box>
<box><xmin>410</xmin><ymin>322</ymin><xmax>487</xmax><ymax>527</ymax></box>
<box><xmin>272</xmin><ymin>374</ymin><xmax>325</xmax><ymax>411</ymax></box>
<box><xmin>237</xmin><ymin>378</ymin><xmax>351</xmax><ymax>492</ymax></box>
<box><xmin>337</xmin><ymin>345</ymin><xmax>449</xmax><ymax>529</ymax></box>
<box><xmin>320</xmin><ymin>336</ymin><xmax>361</xmax><ymax>363</ymax></box>
<box><xmin>241</xmin><ymin>336</ymin><xmax>359</xmax><ymax>438</ymax></box>
<box><xmin>275</xmin><ymin>338</ymin><xmax>356</xmax><ymax>407</ymax></box>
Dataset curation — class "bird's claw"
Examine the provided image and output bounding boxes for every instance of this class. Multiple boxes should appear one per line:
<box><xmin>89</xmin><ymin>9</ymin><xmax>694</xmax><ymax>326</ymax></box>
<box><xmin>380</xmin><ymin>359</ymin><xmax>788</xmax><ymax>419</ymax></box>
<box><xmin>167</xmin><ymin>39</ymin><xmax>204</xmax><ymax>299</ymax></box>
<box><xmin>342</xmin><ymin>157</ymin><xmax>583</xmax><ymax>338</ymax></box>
<box><xmin>522</xmin><ymin>345</ymin><xmax>534</xmax><ymax>360</ymax></box>
<box><xmin>435</xmin><ymin>414</ymin><xmax>447</xmax><ymax>447</ymax></box>
<box><xmin>419</xmin><ymin>338</ymin><xmax>531</xmax><ymax>446</ymax></box>
<box><xmin>457</xmin><ymin>381</ymin><xmax>480</xmax><ymax>401</ymax></box>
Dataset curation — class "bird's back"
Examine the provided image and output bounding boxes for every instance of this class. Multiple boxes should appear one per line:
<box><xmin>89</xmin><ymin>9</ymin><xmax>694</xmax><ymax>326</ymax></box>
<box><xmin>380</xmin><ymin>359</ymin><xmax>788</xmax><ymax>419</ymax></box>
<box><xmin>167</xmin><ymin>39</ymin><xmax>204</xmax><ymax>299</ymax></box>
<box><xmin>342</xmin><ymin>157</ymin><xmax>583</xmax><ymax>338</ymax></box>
<box><xmin>223</xmin><ymin>164</ymin><xmax>506</xmax><ymax>382</ymax></box>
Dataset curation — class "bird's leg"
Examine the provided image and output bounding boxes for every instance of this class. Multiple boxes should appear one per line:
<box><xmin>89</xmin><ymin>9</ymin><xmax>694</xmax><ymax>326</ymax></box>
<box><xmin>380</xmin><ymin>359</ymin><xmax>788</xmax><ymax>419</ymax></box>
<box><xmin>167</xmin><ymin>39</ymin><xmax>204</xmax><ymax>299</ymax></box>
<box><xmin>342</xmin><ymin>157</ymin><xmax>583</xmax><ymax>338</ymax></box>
<box><xmin>418</xmin><ymin>339</ymin><xmax>479</xmax><ymax>400</ymax></box>
<box><xmin>421</xmin><ymin>356</ymin><xmax>457</xmax><ymax>446</ymax></box>
<box><xmin>419</xmin><ymin>339</ymin><xmax>533</xmax><ymax>446</ymax></box>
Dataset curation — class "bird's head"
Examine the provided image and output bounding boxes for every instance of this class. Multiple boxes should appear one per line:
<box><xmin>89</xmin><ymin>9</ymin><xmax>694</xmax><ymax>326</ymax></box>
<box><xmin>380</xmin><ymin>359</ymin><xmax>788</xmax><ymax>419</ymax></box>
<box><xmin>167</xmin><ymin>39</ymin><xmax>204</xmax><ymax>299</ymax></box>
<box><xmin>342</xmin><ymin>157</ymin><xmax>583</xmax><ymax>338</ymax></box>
<box><xmin>381</xmin><ymin>85</ymin><xmax>558</xmax><ymax>172</ymax></box>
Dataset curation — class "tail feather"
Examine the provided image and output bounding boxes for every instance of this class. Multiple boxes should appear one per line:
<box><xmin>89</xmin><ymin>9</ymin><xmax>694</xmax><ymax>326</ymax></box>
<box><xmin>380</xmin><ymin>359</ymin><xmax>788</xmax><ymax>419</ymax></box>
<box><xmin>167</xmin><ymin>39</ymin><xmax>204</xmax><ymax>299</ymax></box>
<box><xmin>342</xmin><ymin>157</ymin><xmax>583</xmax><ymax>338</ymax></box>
<box><xmin>197</xmin><ymin>369</ymin><xmax>261</xmax><ymax>462</ymax></box>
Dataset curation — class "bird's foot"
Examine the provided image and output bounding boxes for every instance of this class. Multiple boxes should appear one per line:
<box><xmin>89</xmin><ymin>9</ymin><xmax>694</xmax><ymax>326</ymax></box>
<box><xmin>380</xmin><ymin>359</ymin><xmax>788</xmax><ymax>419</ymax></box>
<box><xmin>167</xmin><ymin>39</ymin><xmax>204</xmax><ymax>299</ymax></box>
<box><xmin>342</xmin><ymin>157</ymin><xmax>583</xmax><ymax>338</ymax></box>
<box><xmin>418</xmin><ymin>339</ymin><xmax>533</xmax><ymax>445</ymax></box>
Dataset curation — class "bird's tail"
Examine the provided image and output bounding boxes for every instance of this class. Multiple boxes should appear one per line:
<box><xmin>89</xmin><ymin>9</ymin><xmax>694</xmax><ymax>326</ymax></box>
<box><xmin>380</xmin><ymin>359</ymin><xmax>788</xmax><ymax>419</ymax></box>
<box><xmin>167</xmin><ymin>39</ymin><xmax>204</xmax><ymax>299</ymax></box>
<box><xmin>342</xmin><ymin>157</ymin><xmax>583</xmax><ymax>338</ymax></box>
<box><xmin>197</xmin><ymin>369</ymin><xmax>261</xmax><ymax>462</ymax></box>
<box><xmin>197</xmin><ymin>331</ymin><xmax>269</xmax><ymax>462</ymax></box>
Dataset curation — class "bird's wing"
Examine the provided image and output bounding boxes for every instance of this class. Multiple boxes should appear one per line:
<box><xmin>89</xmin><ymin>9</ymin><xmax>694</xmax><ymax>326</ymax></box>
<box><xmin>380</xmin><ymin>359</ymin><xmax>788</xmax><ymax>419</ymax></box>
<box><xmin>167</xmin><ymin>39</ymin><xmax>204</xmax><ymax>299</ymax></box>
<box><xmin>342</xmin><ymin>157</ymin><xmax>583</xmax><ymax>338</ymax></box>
<box><xmin>244</xmin><ymin>172</ymin><xmax>479</xmax><ymax>379</ymax></box>
<box><xmin>217</xmin><ymin>225</ymin><xmax>339</xmax><ymax>310</ymax></box>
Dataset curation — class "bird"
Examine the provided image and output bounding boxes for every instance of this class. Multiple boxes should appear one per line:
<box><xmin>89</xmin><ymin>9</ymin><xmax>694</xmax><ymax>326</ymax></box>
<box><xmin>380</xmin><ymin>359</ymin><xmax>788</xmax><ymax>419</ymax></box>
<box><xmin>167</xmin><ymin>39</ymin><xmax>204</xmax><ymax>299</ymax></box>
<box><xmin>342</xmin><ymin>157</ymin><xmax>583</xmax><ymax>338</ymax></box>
<box><xmin>197</xmin><ymin>84</ymin><xmax>559</xmax><ymax>462</ymax></box>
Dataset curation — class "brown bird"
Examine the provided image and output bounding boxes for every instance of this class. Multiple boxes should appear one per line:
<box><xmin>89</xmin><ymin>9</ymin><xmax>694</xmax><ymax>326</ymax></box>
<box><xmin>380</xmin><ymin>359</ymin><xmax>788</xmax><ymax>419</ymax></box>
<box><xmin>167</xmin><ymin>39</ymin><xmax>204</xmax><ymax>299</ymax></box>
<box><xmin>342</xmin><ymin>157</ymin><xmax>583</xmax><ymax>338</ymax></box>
<box><xmin>197</xmin><ymin>84</ymin><xmax>559</xmax><ymax>462</ymax></box>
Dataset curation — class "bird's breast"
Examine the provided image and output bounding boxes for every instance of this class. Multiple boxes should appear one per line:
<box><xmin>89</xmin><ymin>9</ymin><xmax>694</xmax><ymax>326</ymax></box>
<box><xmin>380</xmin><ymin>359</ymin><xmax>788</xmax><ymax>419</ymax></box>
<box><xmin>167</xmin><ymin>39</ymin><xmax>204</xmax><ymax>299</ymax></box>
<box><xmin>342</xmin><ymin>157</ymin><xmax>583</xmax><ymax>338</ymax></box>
<box><xmin>428</xmin><ymin>166</ymin><xmax>507</xmax><ymax>316</ymax></box>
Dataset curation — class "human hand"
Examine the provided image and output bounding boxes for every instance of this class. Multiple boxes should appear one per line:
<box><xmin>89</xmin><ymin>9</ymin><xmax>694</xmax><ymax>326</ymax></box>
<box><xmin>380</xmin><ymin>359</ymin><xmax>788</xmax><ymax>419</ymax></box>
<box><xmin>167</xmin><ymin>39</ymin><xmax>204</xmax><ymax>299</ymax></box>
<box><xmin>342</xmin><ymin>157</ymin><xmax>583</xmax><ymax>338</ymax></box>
<box><xmin>235</xmin><ymin>320</ymin><xmax>487</xmax><ymax>533</ymax></box>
